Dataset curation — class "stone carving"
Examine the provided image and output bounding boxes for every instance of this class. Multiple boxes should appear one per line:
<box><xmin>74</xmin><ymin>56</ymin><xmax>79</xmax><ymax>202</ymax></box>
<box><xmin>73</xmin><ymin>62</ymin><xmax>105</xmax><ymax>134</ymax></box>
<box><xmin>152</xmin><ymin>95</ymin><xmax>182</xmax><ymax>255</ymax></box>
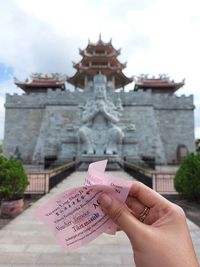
<box><xmin>14</xmin><ymin>146</ymin><xmax>21</xmax><ymax>160</ymax></box>
<box><xmin>176</xmin><ymin>144</ymin><xmax>189</xmax><ymax>163</ymax></box>
<box><xmin>78</xmin><ymin>74</ymin><xmax>124</xmax><ymax>155</ymax></box>
<box><xmin>125</xmin><ymin>124</ymin><xmax>136</xmax><ymax>131</ymax></box>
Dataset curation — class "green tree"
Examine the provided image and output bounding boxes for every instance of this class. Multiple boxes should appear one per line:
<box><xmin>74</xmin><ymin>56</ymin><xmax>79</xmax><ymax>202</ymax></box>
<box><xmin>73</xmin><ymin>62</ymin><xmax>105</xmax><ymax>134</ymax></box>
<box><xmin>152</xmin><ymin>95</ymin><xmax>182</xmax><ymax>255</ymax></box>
<box><xmin>174</xmin><ymin>153</ymin><xmax>200</xmax><ymax>201</ymax></box>
<box><xmin>0</xmin><ymin>156</ymin><xmax>29</xmax><ymax>200</ymax></box>
<box><xmin>196</xmin><ymin>139</ymin><xmax>200</xmax><ymax>152</ymax></box>
<box><xmin>0</xmin><ymin>144</ymin><xmax>2</xmax><ymax>155</ymax></box>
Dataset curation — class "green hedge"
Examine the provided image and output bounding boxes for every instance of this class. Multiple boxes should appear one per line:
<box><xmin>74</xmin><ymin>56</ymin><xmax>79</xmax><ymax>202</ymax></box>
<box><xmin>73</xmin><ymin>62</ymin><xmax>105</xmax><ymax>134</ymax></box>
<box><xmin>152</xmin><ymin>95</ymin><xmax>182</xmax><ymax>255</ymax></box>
<box><xmin>0</xmin><ymin>156</ymin><xmax>29</xmax><ymax>200</ymax></box>
<box><xmin>174</xmin><ymin>153</ymin><xmax>200</xmax><ymax>201</ymax></box>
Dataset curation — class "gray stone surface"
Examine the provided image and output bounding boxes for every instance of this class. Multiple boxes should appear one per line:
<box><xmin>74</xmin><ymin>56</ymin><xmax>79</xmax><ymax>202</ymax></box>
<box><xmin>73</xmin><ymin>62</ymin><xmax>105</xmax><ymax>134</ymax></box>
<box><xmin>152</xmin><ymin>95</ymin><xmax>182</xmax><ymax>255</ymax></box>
<box><xmin>0</xmin><ymin>171</ymin><xmax>199</xmax><ymax>267</ymax></box>
<box><xmin>3</xmin><ymin>74</ymin><xmax>195</xmax><ymax>166</ymax></box>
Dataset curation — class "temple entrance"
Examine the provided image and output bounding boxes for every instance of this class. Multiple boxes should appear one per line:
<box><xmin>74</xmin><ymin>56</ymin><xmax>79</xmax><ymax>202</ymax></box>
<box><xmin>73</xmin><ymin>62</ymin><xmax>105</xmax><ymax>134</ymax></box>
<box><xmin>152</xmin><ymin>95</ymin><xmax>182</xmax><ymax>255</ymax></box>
<box><xmin>177</xmin><ymin>144</ymin><xmax>189</xmax><ymax>163</ymax></box>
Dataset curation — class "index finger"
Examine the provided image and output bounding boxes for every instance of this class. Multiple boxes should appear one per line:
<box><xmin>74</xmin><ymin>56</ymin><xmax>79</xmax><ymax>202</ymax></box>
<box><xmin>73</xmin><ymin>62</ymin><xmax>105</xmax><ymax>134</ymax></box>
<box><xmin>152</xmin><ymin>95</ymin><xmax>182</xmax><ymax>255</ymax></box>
<box><xmin>128</xmin><ymin>181</ymin><xmax>170</xmax><ymax>208</ymax></box>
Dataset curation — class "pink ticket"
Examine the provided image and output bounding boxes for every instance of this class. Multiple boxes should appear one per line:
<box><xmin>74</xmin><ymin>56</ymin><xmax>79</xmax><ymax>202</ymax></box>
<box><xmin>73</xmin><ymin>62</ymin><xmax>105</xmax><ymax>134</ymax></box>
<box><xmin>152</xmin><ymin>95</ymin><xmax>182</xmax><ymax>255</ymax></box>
<box><xmin>34</xmin><ymin>160</ymin><xmax>132</xmax><ymax>251</ymax></box>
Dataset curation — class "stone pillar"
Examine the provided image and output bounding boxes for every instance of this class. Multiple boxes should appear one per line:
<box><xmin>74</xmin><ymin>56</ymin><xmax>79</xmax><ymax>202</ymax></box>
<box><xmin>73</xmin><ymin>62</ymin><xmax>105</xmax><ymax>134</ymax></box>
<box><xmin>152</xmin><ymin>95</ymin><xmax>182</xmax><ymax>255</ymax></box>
<box><xmin>112</xmin><ymin>76</ymin><xmax>115</xmax><ymax>88</ymax></box>
<box><xmin>84</xmin><ymin>76</ymin><xmax>88</xmax><ymax>87</ymax></box>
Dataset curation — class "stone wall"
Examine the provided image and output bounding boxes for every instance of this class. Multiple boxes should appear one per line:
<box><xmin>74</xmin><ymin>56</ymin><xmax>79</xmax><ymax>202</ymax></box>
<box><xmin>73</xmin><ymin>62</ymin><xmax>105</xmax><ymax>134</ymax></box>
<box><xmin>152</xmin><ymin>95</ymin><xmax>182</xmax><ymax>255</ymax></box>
<box><xmin>155</xmin><ymin>109</ymin><xmax>195</xmax><ymax>162</ymax></box>
<box><xmin>4</xmin><ymin>108</ymin><xmax>44</xmax><ymax>161</ymax></box>
<box><xmin>5</xmin><ymin>89</ymin><xmax>194</xmax><ymax>109</ymax></box>
<box><xmin>3</xmin><ymin>87</ymin><xmax>195</xmax><ymax>165</ymax></box>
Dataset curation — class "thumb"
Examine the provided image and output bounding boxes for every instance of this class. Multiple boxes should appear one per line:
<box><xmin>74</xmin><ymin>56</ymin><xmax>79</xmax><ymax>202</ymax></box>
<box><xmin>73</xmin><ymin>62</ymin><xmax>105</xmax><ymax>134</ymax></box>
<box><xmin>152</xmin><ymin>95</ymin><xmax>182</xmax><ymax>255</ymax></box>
<box><xmin>98</xmin><ymin>193</ymin><xmax>142</xmax><ymax>239</ymax></box>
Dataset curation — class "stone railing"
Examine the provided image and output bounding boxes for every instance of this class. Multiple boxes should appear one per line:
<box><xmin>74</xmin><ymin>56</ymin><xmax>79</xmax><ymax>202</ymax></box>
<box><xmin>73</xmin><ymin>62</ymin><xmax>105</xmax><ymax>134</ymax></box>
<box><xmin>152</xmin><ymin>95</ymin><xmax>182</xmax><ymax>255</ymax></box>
<box><xmin>25</xmin><ymin>162</ymin><xmax>75</xmax><ymax>194</ymax></box>
<box><xmin>124</xmin><ymin>161</ymin><xmax>177</xmax><ymax>195</ymax></box>
<box><xmin>152</xmin><ymin>173</ymin><xmax>177</xmax><ymax>195</ymax></box>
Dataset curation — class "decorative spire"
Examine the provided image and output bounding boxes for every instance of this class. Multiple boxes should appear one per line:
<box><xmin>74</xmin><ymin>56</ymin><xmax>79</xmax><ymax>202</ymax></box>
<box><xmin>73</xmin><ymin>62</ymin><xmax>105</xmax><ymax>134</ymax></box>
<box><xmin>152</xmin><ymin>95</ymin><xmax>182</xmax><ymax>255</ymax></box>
<box><xmin>97</xmin><ymin>33</ymin><xmax>103</xmax><ymax>45</ymax></box>
<box><xmin>88</xmin><ymin>38</ymin><xmax>92</xmax><ymax>45</ymax></box>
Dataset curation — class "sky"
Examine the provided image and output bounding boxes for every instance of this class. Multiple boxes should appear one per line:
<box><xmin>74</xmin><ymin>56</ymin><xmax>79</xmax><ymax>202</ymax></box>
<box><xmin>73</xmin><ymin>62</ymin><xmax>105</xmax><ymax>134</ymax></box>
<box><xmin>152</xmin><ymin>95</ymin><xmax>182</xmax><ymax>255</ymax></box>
<box><xmin>0</xmin><ymin>0</ymin><xmax>200</xmax><ymax>139</ymax></box>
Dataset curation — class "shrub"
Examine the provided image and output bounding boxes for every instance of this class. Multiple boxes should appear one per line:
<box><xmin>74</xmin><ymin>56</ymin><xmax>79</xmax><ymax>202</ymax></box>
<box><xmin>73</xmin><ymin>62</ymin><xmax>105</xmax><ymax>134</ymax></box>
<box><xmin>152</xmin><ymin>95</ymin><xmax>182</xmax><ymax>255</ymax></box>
<box><xmin>0</xmin><ymin>156</ymin><xmax>29</xmax><ymax>200</ymax></box>
<box><xmin>174</xmin><ymin>153</ymin><xmax>200</xmax><ymax>201</ymax></box>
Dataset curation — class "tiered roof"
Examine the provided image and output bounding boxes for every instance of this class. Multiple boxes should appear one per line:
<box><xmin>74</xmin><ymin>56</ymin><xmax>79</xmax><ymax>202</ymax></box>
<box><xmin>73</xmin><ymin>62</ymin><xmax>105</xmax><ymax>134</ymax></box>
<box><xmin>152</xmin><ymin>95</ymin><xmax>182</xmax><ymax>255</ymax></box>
<box><xmin>134</xmin><ymin>74</ymin><xmax>185</xmax><ymax>93</ymax></box>
<box><xmin>67</xmin><ymin>35</ymin><xmax>133</xmax><ymax>89</ymax></box>
<box><xmin>15</xmin><ymin>73</ymin><xmax>66</xmax><ymax>93</ymax></box>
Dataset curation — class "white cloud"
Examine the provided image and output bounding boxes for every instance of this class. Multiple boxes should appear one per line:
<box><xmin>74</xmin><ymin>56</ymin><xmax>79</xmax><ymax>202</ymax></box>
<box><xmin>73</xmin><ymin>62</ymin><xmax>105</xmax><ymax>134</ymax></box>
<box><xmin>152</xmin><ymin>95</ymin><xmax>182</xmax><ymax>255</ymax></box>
<box><xmin>194</xmin><ymin>101</ymin><xmax>200</xmax><ymax>138</ymax></box>
<box><xmin>0</xmin><ymin>0</ymin><xmax>200</xmax><ymax>138</ymax></box>
<box><xmin>195</xmin><ymin>127</ymin><xmax>200</xmax><ymax>139</ymax></box>
<box><xmin>0</xmin><ymin>96</ymin><xmax>5</xmax><ymax>139</ymax></box>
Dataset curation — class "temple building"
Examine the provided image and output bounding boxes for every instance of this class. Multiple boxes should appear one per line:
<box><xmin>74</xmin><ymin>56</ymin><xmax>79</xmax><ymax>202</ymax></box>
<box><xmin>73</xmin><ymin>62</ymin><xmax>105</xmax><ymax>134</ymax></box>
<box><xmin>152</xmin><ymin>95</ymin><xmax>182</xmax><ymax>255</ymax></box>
<box><xmin>134</xmin><ymin>74</ymin><xmax>185</xmax><ymax>94</ymax></box>
<box><xmin>14</xmin><ymin>73</ymin><xmax>67</xmax><ymax>93</ymax></box>
<box><xmin>67</xmin><ymin>35</ymin><xmax>133</xmax><ymax>89</ymax></box>
<box><xmin>3</xmin><ymin>37</ymin><xmax>195</xmax><ymax>169</ymax></box>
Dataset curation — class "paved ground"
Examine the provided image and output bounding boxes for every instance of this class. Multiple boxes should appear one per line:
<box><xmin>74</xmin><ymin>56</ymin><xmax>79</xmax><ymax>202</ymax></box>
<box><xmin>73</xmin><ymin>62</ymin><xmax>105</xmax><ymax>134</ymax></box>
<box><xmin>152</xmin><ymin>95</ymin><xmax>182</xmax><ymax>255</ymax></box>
<box><xmin>0</xmin><ymin>171</ymin><xmax>199</xmax><ymax>267</ymax></box>
<box><xmin>0</xmin><ymin>198</ymin><xmax>39</xmax><ymax>230</ymax></box>
<box><xmin>172</xmin><ymin>199</ymin><xmax>200</xmax><ymax>227</ymax></box>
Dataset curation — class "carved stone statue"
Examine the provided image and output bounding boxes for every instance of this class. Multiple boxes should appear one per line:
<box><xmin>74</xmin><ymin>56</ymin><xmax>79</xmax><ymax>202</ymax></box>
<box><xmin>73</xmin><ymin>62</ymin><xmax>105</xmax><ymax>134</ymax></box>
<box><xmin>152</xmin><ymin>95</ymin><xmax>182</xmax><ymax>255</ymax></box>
<box><xmin>14</xmin><ymin>146</ymin><xmax>21</xmax><ymax>160</ymax></box>
<box><xmin>78</xmin><ymin>74</ymin><xmax>124</xmax><ymax>155</ymax></box>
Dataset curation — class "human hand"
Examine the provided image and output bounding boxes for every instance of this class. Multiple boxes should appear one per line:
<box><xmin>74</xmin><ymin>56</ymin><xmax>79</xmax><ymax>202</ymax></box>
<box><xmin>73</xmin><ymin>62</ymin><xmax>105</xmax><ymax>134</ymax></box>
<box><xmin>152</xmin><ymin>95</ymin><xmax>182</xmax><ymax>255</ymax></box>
<box><xmin>98</xmin><ymin>181</ymin><xmax>199</xmax><ymax>267</ymax></box>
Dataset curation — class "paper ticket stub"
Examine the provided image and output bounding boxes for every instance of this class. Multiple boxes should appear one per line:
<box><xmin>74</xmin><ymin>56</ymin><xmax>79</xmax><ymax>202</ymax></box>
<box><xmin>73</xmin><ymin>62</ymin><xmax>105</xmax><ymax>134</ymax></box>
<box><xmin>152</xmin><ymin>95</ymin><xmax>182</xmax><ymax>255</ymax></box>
<box><xmin>34</xmin><ymin>160</ymin><xmax>132</xmax><ymax>251</ymax></box>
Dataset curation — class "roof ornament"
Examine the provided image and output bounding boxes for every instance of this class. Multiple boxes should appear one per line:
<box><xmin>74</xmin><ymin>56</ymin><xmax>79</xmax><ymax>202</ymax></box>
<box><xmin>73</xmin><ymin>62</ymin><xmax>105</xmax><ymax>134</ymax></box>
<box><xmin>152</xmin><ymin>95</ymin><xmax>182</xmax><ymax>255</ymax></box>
<box><xmin>158</xmin><ymin>73</ymin><xmax>169</xmax><ymax>80</ymax></box>
<box><xmin>31</xmin><ymin>73</ymin><xmax>42</xmax><ymax>78</ymax></box>
<box><xmin>98</xmin><ymin>33</ymin><xmax>103</xmax><ymax>45</ymax></box>
<box><xmin>14</xmin><ymin>77</ymin><xmax>19</xmax><ymax>83</ymax></box>
<box><xmin>88</xmin><ymin>38</ymin><xmax>92</xmax><ymax>45</ymax></box>
<box><xmin>51</xmin><ymin>73</ymin><xmax>61</xmax><ymax>78</ymax></box>
<box><xmin>138</xmin><ymin>73</ymin><xmax>147</xmax><ymax>79</ymax></box>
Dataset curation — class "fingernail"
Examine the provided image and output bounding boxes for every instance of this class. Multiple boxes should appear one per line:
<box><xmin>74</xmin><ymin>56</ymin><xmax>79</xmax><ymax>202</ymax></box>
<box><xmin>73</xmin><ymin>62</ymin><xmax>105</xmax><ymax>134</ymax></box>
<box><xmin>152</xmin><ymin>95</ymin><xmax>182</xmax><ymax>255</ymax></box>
<box><xmin>99</xmin><ymin>193</ymin><xmax>112</xmax><ymax>208</ymax></box>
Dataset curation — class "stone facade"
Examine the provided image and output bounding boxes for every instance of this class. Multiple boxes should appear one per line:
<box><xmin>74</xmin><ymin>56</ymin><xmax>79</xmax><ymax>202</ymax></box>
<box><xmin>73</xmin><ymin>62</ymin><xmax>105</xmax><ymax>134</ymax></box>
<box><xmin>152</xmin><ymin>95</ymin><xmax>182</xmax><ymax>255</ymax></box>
<box><xmin>3</xmin><ymin>74</ymin><xmax>195</xmax><ymax>166</ymax></box>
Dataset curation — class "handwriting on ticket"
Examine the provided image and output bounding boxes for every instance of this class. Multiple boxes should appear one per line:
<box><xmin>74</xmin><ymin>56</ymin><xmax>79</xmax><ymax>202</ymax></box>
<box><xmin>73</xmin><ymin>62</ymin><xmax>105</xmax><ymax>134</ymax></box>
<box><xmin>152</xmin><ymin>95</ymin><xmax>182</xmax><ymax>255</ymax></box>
<box><xmin>34</xmin><ymin>160</ymin><xmax>132</xmax><ymax>251</ymax></box>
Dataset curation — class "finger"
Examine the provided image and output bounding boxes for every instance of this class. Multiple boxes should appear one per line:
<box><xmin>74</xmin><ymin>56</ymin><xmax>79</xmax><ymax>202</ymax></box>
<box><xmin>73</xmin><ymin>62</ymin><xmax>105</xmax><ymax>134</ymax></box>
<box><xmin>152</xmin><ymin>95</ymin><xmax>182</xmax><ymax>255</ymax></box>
<box><xmin>126</xmin><ymin>196</ymin><xmax>146</xmax><ymax>217</ymax></box>
<box><xmin>98</xmin><ymin>192</ymin><xmax>144</xmax><ymax>239</ymax></box>
<box><xmin>116</xmin><ymin>226</ymin><xmax>122</xmax><ymax>231</ymax></box>
<box><xmin>126</xmin><ymin>196</ymin><xmax>154</xmax><ymax>225</ymax></box>
<box><xmin>129</xmin><ymin>181</ymin><xmax>170</xmax><ymax>208</ymax></box>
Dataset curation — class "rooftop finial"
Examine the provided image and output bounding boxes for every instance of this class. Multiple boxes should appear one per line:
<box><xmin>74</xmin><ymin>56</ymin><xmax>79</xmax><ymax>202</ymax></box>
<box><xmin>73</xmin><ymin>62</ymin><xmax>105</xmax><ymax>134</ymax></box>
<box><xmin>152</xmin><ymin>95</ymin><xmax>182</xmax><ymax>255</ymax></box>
<box><xmin>88</xmin><ymin>38</ymin><xmax>91</xmax><ymax>45</ymax></box>
<box><xmin>99</xmin><ymin>33</ymin><xmax>102</xmax><ymax>40</ymax></box>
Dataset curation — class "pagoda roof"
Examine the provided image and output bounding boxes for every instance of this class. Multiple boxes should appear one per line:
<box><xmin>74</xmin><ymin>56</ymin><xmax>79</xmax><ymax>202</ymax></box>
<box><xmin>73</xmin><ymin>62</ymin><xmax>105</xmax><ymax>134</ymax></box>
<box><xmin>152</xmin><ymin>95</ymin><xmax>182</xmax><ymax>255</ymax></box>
<box><xmin>68</xmin><ymin>70</ymin><xmax>132</xmax><ymax>89</ymax></box>
<box><xmin>68</xmin><ymin>36</ymin><xmax>132</xmax><ymax>89</ymax></box>
<box><xmin>15</xmin><ymin>73</ymin><xmax>67</xmax><ymax>92</ymax></box>
<box><xmin>79</xmin><ymin>49</ymin><xmax>121</xmax><ymax>57</ymax></box>
<box><xmin>84</xmin><ymin>34</ymin><xmax>119</xmax><ymax>54</ymax></box>
<box><xmin>73</xmin><ymin>58</ymin><xmax>126</xmax><ymax>70</ymax></box>
<box><xmin>87</xmin><ymin>34</ymin><xmax>113</xmax><ymax>47</ymax></box>
<box><xmin>134</xmin><ymin>74</ymin><xmax>185</xmax><ymax>93</ymax></box>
